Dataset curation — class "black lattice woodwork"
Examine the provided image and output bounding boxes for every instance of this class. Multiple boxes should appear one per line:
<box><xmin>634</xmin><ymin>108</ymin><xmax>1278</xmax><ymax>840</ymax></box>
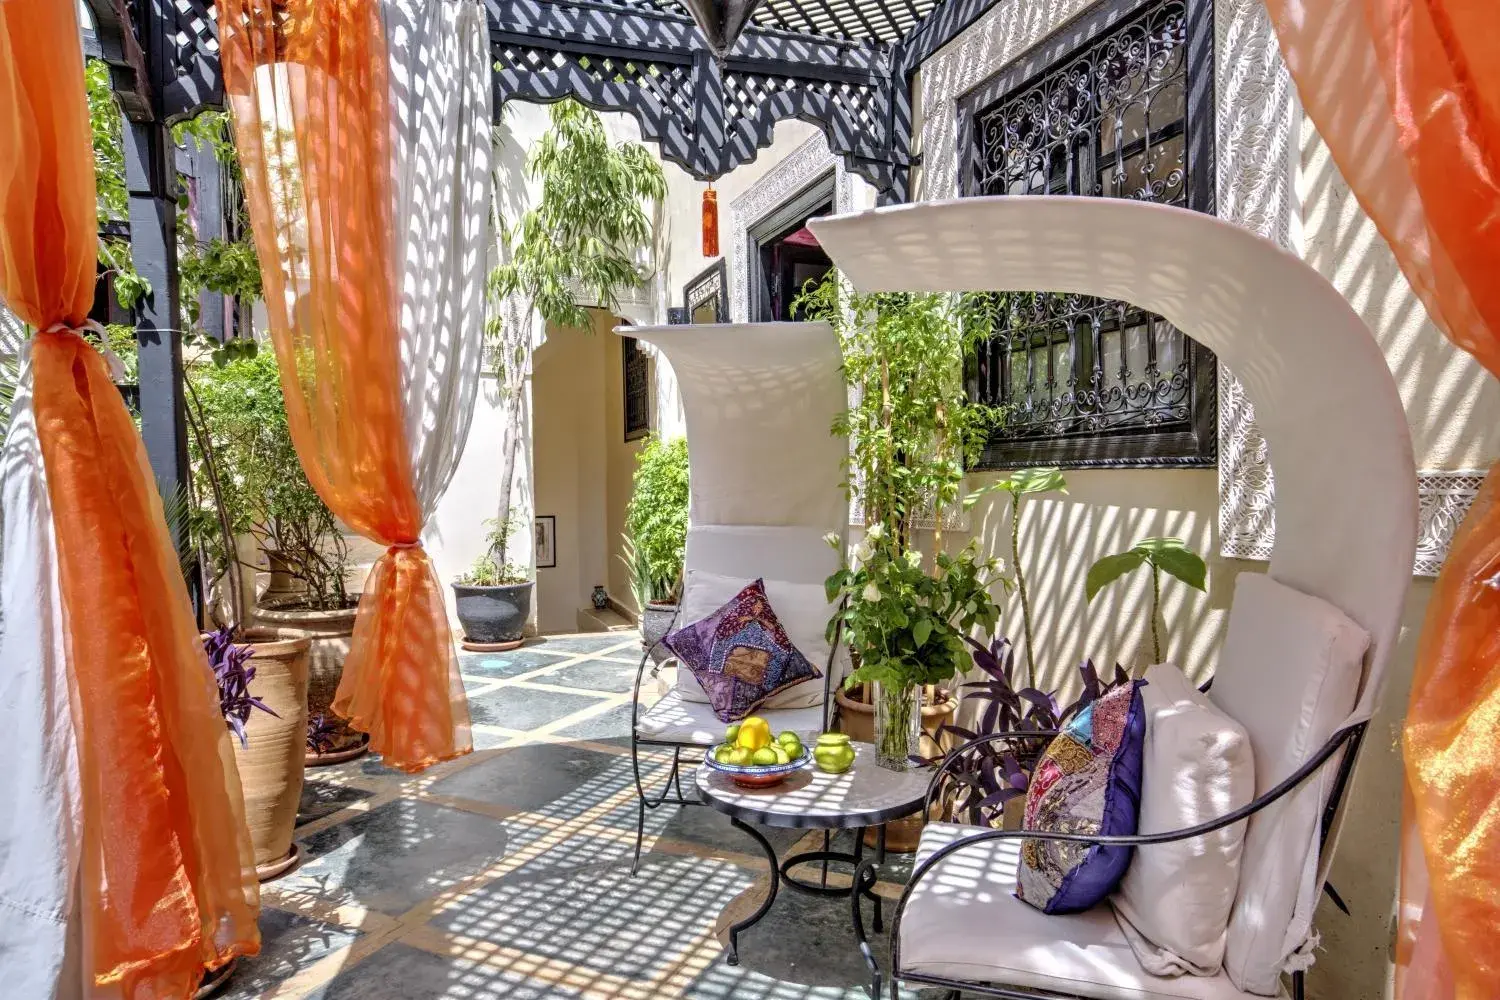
<box><xmin>103</xmin><ymin>0</ymin><xmax>984</xmax><ymax>202</ymax></box>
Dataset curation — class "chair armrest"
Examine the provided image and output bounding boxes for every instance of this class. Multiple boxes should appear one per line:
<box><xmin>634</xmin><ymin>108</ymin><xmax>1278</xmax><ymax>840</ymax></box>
<box><xmin>923</xmin><ymin>729</ymin><xmax>1062</xmax><ymax>813</ymax></box>
<box><xmin>630</xmin><ymin>604</ymin><xmax>682</xmax><ymax>732</ymax></box>
<box><xmin>894</xmin><ymin>721</ymin><xmax>1366</xmax><ymax>952</ymax></box>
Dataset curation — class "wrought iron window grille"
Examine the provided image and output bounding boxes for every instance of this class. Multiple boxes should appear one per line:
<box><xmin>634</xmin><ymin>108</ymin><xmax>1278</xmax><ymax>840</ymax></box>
<box><xmin>959</xmin><ymin>0</ymin><xmax>1216</xmax><ymax>470</ymax></box>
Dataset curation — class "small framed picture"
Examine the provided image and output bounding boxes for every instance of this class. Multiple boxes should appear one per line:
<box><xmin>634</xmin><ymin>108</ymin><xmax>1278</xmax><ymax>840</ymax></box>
<box><xmin>534</xmin><ymin>515</ymin><xmax>556</xmax><ymax>569</ymax></box>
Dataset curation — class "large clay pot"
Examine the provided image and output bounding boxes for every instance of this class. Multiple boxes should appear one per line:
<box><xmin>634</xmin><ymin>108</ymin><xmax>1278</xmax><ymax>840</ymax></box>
<box><xmin>453</xmin><ymin>581</ymin><xmax>534</xmax><ymax>646</ymax></box>
<box><xmin>259</xmin><ymin>549</ymin><xmax>308</xmax><ymax>606</ymax></box>
<box><xmin>641</xmin><ymin>600</ymin><xmax>679</xmax><ymax>664</ymax></box>
<box><xmin>836</xmin><ymin>684</ymin><xmax>959</xmax><ymax>852</ymax></box>
<box><xmin>235</xmin><ymin>628</ymin><xmax>311</xmax><ymax>881</ymax></box>
<box><xmin>253</xmin><ymin>603</ymin><xmax>364</xmax><ymax>765</ymax></box>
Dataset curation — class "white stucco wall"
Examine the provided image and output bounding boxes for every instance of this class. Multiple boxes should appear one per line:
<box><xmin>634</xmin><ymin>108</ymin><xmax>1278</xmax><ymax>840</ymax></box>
<box><xmin>425</xmin><ymin>101</ymin><xmax>661</xmax><ymax>631</ymax></box>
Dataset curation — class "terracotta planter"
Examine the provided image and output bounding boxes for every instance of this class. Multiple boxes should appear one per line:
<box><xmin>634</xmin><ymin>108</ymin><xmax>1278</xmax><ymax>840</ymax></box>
<box><xmin>260</xmin><ymin>549</ymin><xmax>308</xmax><ymax>606</ymax></box>
<box><xmin>641</xmin><ymin>600</ymin><xmax>679</xmax><ymax>665</ymax></box>
<box><xmin>234</xmin><ymin>628</ymin><xmax>311</xmax><ymax>881</ymax></box>
<box><xmin>253</xmin><ymin>602</ymin><xmax>365</xmax><ymax>765</ymax></box>
<box><xmin>836</xmin><ymin>683</ymin><xmax>959</xmax><ymax>852</ymax></box>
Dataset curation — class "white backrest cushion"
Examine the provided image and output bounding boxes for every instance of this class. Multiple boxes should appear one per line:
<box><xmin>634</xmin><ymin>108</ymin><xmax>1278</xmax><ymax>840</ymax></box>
<box><xmin>673</xmin><ymin>570</ymin><xmax>840</xmax><ymax>709</ymax></box>
<box><xmin>675</xmin><ymin>526</ymin><xmax>845</xmax><ymax>709</ymax></box>
<box><xmin>1210</xmin><ymin>573</ymin><xmax>1369</xmax><ymax>995</ymax></box>
<box><xmin>1111</xmin><ymin>663</ymin><xmax>1255</xmax><ymax>978</ymax></box>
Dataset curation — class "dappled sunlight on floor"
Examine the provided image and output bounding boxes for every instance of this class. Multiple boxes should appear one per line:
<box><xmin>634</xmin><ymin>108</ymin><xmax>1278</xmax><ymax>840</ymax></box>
<box><xmin>221</xmin><ymin>631</ymin><xmax>931</xmax><ymax>1000</ymax></box>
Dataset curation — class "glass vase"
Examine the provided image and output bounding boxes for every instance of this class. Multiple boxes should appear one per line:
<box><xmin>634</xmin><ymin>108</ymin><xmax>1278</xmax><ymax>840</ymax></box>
<box><xmin>873</xmin><ymin>681</ymin><xmax>921</xmax><ymax>771</ymax></box>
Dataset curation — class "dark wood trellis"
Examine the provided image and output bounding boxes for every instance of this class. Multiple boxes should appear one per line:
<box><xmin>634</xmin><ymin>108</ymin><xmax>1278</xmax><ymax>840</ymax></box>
<box><xmin>83</xmin><ymin>0</ymin><xmax>999</xmax><ymax>493</ymax></box>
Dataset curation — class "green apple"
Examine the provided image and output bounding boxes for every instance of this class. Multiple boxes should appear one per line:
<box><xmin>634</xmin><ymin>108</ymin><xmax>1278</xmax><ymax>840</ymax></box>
<box><xmin>714</xmin><ymin>745</ymin><xmax>734</xmax><ymax>764</ymax></box>
<box><xmin>752</xmin><ymin>746</ymin><xmax>780</xmax><ymax>766</ymax></box>
<box><xmin>728</xmin><ymin>747</ymin><xmax>753</xmax><ymax>766</ymax></box>
<box><xmin>725</xmin><ymin>722</ymin><xmax>742</xmax><ymax>744</ymax></box>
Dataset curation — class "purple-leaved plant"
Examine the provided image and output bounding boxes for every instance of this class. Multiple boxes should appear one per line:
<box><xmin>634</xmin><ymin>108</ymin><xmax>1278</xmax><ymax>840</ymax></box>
<box><xmin>203</xmin><ymin>626</ymin><xmax>278</xmax><ymax>747</ymax></box>
<box><xmin>920</xmin><ymin>635</ymin><xmax>1129</xmax><ymax>826</ymax></box>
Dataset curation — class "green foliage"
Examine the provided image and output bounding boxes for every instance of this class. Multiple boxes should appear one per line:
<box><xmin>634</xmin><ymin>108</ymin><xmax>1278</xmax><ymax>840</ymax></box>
<box><xmin>87</xmin><ymin>59</ymin><xmax>127</xmax><ymax>224</ymax></box>
<box><xmin>798</xmin><ymin>274</ymin><xmax>1006</xmax><ymax>693</ymax></box>
<box><xmin>796</xmin><ymin>275</ymin><xmax>1003</xmax><ymax>537</ymax></box>
<box><xmin>624</xmin><ymin>435</ymin><xmax>689</xmax><ymax>605</ymax></box>
<box><xmin>992</xmin><ymin>467</ymin><xmax>1067</xmax><ymax>687</ymax></box>
<box><xmin>489</xmin><ymin>100</ymin><xmax>667</xmax><ymax>333</ymax></box>
<box><xmin>86</xmin><ymin>60</ymin><xmax>152</xmax><ymax>310</ymax></box>
<box><xmin>824</xmin><ymin>525</ymin><xmax>1007</xmax><ymax>691</ymax></box>
<box><xmin>103</xmin><ymin>323</ymin><xmax>140</xmax><ymax>383</ymax></box>
<box><xmin>1086</xmin><ymin>536</ymin><xmax>1207</xmax><ymax>663</ymax></box>
<box><xmin>189</xmin><ymin>351</ymin><xmax>351</xmax><ymax>611</ymax></box>
<box><xmin>173</xmin><ymin>111</ymin><xmax>263</xmax><ymax>337</ymax></box>
<box><xmin>456</xmin><ymin>511</ymin><xmax>531</xmax><ymax>586</ymax></box>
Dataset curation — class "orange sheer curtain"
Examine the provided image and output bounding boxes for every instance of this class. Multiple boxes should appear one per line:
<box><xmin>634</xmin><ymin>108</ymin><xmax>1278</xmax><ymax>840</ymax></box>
<box><xmin>0</xmin><ymin>1</ymin><xmax>260</xmax><ymax>996</ymax></box>
<box><xmin>1261</xmin><ymin>2</ymin><xmax>1500</xmax><ymax>997</ymax></box>
<box><xmin>219</xmin><ymin>0</ymin><xmax>470</xmax><ymax>772</ymax></box>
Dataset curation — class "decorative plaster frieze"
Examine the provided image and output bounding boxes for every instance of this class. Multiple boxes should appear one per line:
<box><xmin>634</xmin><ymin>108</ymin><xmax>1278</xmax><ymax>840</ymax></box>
<box><xmin>728</xmin><ymin>132</ymin><xmax>851</xmax><ymax>323</ymax></box>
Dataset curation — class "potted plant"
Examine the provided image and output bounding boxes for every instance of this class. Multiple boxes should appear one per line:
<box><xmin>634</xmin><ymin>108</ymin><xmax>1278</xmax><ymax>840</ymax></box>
<box><xmin>188</xmin><ymin>351</ymin><xmax>363</xmax><ymax>765</ymax></box>
<box><xmin>800</xmin><ymin>279</ymin><xmax>1005</xmax><ymax>772</ymax></box>
<box><xmin>921</xmin><ymin>636</ymin><xmax>1131</xmax><ymax>829</ymax></box>
<box><xmin>623</xmin><ymin>434</ymin><xmax>689</xmax><ymax>661</ymax></box>
<box><xmin>452</xmin><ymin>510</ymin><xmax>533</xmax><ymax>649</ymax></box>
<box><xmin>203</xmin><ymin>624</ymin><xmax>310</xmax><ymax>881</ymax></box>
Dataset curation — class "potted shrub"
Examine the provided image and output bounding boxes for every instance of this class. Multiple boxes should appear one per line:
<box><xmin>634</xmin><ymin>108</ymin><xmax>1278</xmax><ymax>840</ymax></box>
<box><xmin>623</xmin><ymin>435</ymin><xmax>688</xmax><ymax>661</ymax></box>
<box><xmin>188</xmin><ymin>351</ymin><xmax>363</xmax><ymax>765</ymax></box>
<box><xmin>204</xmin><ymin>625</ymin><xmax>310</xmax><ymax>881</ymax></box>
<box><xmin>453</xmin><ymin>510</ymin><xmax>533</xmax><ymax>649</ymax></box>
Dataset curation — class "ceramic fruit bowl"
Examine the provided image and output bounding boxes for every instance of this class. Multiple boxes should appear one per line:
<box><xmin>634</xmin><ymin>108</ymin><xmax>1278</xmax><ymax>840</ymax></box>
<box><xmin>703</xmin><ymin>744</ymin><xmax>811</xmax><ymax>788</ymax></box>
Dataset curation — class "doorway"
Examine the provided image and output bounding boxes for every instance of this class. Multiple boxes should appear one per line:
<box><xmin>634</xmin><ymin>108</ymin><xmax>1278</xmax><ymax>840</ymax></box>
<box><xmin>749</xmin><ymin>175</ymin><xmax>835</xmax><ymax>321</ymax></box>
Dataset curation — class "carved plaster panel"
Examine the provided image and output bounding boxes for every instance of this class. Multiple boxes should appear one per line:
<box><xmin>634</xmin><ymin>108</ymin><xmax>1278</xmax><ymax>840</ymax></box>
<box><xmin>728</xmin><ymin>132</ymin><xmax>851</xmax><ymax>324</ymax></box>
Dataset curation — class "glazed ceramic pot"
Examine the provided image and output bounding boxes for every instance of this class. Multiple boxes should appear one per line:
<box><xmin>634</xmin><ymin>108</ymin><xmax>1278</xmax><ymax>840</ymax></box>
<box><xmin>640</xmin><ymin>600</ymin><xmax>679</xmax><ymax>664</ymax></box>
<box><xmin>453</xmin><ymin>580</ymin><xmax>534</xmax><ymax>645</ymax></box>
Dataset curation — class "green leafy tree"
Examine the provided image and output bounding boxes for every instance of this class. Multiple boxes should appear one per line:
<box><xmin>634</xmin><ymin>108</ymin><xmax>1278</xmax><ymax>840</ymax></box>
<box><xmin>189</xmin><ymin>352</ymin><xmax>351</xmax><ymax>613</ymax></box>
<box><xmin>623</xmin><ymin>435</ymin><xmax>689</xmax><ymax>606</ymax></box>
<box><xmin>1086</xmin><ymin>536</ymin><xmax>1208</xmax><ymax>663</ymax></box>
<box><xmin>490</xmin><ymin>100</ymin><xmax>667</xmax><ymax>333</ymax></box>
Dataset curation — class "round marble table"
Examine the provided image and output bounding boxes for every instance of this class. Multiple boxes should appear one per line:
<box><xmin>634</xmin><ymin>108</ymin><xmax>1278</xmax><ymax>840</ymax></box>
<box><xmin>695</xmin><ymin>743</ymin><xmax>929</xmax><ymax>972</ymax></box>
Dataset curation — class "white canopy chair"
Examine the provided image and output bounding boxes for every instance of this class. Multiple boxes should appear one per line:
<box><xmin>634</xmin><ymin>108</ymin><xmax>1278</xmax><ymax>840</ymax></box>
<box><xmin>618</xmin><ymin>322</ymin><xmax>851</xmax><ymax>874</ymax></box>
<box><xmin>809</xmin><ymin>197</ymin><xmax>1417</xmax><ymax>1000</ymax></box>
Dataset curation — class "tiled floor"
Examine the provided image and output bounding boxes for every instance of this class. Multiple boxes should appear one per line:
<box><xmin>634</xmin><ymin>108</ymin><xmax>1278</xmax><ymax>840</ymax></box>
<box><xmin>224</xmin><ymin>631</ymin><xmax>930</xmax><ymax>1000</ymax></box>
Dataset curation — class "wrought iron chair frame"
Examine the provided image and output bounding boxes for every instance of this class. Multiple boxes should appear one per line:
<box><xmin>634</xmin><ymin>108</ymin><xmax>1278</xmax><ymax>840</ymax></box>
<box><xmin>628</xmin><ymin>606</ymin><xmax>846</xmax><ymax>874</ymax></box>
<box><xmin>852</xmin><ymin>721</ymin><xmax>1368</xmax><ymax>1000</ymax></box>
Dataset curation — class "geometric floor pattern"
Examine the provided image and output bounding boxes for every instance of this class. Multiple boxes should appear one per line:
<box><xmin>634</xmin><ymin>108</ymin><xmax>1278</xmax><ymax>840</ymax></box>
<box><xmin>220</xmin><ymin>632</ymin><xmax>940</xmax><ymax>1000</ymax></box>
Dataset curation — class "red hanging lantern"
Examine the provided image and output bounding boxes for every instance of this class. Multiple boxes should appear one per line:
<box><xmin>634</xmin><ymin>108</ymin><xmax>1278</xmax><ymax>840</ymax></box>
<box><xmin>702</xmin><ymin>185</ymin><xmax>719</xmax><ymax>258</ymax></box>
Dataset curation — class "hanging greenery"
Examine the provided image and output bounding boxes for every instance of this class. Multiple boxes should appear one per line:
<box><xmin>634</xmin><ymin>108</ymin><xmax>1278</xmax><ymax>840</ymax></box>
<box><xmin>489</xmin><ymin>99</ymin><xmax>667</xmax><ymax>334</ymax></box>
<box><xmin>86</xmin><ymin>59</ymin><xmax>150</xmax><ymax>311</ymax></box>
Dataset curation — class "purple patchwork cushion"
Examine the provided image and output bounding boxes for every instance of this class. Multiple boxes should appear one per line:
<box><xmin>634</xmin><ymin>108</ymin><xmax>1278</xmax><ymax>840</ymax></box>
<box><xmin>663</xmin><ymin>578</ymin><xmax>821</xmax><ymax>723</ymax></box>
<box><xmin>1016</xmin><ymin>680</ymin><xmax>1146</xmax><ymax>915</ymax></box>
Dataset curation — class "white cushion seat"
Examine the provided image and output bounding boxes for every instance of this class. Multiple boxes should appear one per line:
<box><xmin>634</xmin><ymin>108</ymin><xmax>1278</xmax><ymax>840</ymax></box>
<box><xmin>635</xmin><ymin>687</ymin><xmax>827</xmax><ymax>745</ymax></box>
<box><xmin>901</xmin><ymin>824</ymin><xmax>1285</xmax><ymax>1000</ymax></box>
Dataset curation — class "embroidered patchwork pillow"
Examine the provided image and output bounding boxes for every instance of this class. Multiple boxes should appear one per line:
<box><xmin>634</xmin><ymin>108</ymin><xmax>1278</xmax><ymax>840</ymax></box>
<box><xmin>663</xmin><ymin>578</ymin><xmax>821</xmax><ymax>723</ymax></box>
<box><xmin>1016</xmin><ymin>680</ymin><xmax>1146</xmax><ymax>915</ymax></box>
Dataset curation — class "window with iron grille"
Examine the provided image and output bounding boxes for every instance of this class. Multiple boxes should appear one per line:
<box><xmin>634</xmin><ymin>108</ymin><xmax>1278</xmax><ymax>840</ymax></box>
<box><xmin>960</xmin><ymin>0</ymin><xmax>1215</xmax><ymax>469</ymax></box>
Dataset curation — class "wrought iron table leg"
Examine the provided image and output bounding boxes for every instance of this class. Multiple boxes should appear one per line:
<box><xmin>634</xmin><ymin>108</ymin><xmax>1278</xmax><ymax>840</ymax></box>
<box><xmin>727</xmin><ymin>817</ymin><xmax>780</xmax><ymax>966</ymax></box>
<box><xmin>851</xmin><ymin>855</ymin><xmax>882</xmax><ymax>999</ymax></box>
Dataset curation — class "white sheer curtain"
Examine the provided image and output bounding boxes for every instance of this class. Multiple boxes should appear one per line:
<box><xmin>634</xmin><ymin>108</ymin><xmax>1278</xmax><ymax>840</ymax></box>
<box><xmin>384</xmin><ymin>0</ymin><xmax>492</xmax><ymax>525</ymax></box>
<box><xmin>0</xmin><ymin>362</ymin><xmax>81</xmax><ymax>1000</ymax></box>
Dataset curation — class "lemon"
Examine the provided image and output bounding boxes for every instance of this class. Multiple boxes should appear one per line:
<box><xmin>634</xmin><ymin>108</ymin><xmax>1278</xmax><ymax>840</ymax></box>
<box><xmin>752</xmin><ymin>746</ymin><xmax>780</xmax><ymax>766</ymax></box>
<box><xmin>725</xmin><ymin>722</ymin><xmax>742</xmax><ymax>745</ymax></box>
<box><xmin>728</xmin><ymin>747</ymin><xmax>753</xmax><ymax>766</ymax></box>
<box><xmin>736</xmin><ymin>716</ymin><xmax>772</xmax><ymax>751</ymax></box>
